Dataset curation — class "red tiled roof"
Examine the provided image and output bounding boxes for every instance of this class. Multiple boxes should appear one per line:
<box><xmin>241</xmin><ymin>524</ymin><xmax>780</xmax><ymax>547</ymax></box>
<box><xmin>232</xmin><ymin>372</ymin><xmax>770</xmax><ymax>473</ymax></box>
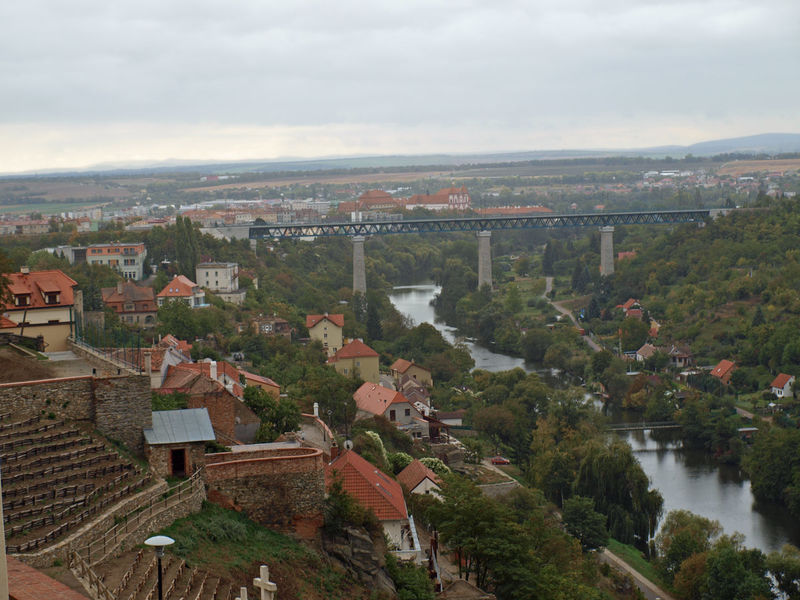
<box><xmin>474</xmin><ymin>206</ymin><xmax>553</xmax><ymax>215</ymax></box>
<box><xmin>240</xmin><ymin>370</ymin><xmax>280</xmax><ymax>389</ymax></box>
<box><xmin>7</xmin><ymin>555</ymin><xmax>89</xmax><ymax>600</ymax></box>
<box><xmin>326</xmin><ymin>450</ymin><xmax>407</xmax><ymax>521</ymax></box>
<box><xmin>771</xmin><ymin>373</ymin><xmax>794</xmax><ymax>389</ymax></box>
<box><xmin>157</xmin><ymin>275</ymin><xmax>199</xmax><ymax>298</ymax></box>
<box><xmin>101</xmin><ymin>281</ymin><xmax>156</xmax><ymax>304</ymax></box>
<box><xmin>711</xmin><ymin>359</ymin><xmax>736</xmax><ymax>379</ymax></box>
<box><xmin>0</xmin><ymin>315</ymin><xmax>18</xmax><ymax>328</ymax></box>
<box><xmin>353</xmin><ymin>383</ymin><xmax>408</xmax><ymax>416</ymax></box>
<box><xmin>306</xmin><ymin>313</ymin><xmax>345</xmax><ymax>328</ymax></box>
<box><xmin>621</xmin><ymin>298</ymin><xmax>639</xmax><ymax>311</ymax></box>
<box><xmin>329</xmin><ymin>339</ymin><xmax>378</xmax><ymax>361</ymax></box>
<box><xmin>1</xmin><ymin>270</ymin><xmax>77</xmax><ymax>310</ymax></box>
<box><xmin>390</xmin><ymin>358</ymin><xmax>412</xmax><ymax>373</ymax></box>
<box><xmin>397</xmin><ymin>459</ymin><xmax>441</xmax><ymax>491</ymax></box>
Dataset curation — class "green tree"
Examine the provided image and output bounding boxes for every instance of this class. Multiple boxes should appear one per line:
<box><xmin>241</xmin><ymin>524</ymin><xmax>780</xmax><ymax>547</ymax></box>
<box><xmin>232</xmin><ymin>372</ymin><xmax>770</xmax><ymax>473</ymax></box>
<box><xmin>656</xmin><ymin>510</ymin><xmax>721</xmax><ymax>580</ymax></box>
<box><xmin>562</xmin><ymin>496</ymin><xmax>609</xmax><ymax>551</ymax></box>
<box><xmin>767</xmin><ymin>544</ymin><xmax>800</xmax><ymax>600</ymax></box>
<box><xmin>243</xmin><ymin>386</ymin><xmax>301</xmax><ymax>442</ymax></box>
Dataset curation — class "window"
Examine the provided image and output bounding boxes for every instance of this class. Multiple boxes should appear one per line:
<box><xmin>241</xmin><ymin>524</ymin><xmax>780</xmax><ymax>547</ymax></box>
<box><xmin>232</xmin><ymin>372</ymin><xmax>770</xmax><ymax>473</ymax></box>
<box><xmin>389</xmin><ymin>410</ymin><xmax>396</xmax><ymax>421</ymax></box>
<box><xmin>44</xmin><ymin>292</ymin><xmax>60</xmax><ymax>305</ymax></box>
<box><xmin>404</xmin><ymin>408</ymin><xmax>410</xmax><ymax>416</ymax></box>
<box><xmin>14</xmin><ymin>294</ymin><xmax>30</xmax><ymax>307</ymax></box>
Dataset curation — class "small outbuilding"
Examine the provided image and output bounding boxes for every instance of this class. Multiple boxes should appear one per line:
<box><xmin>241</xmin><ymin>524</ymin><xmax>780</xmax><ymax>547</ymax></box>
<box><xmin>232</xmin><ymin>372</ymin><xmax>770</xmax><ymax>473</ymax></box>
<box><xmin>144</xmin><ymin>408</ymin><xmax>216</xmax><ymax>478</ymax></box>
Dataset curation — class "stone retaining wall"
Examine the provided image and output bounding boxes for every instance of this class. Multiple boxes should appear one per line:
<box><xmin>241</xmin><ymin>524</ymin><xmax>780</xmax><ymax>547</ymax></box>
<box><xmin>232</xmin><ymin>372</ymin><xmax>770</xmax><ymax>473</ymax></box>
<box><xmin>0</xmin><ymin>375</ymin><xmax>151</xmax><ymax>455</ymax></box>
<box><xmin>205</xmin><ymin>447</ymin><xmax>324</xmax><ymax>537</ymax></box>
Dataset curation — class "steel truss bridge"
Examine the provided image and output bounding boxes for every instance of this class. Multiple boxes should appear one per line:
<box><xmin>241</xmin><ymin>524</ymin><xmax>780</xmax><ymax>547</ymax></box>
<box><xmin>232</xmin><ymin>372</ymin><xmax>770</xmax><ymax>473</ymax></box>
<box><xmin>248</xmin><ymin>209</ymin><xmax>710</xmax><ymax>239</ymax></box>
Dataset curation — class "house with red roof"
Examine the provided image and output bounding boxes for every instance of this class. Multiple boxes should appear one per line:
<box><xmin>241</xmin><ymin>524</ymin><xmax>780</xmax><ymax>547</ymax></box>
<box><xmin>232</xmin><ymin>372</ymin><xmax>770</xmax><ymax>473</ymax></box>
<box><xmin>328</xmin><ymin>339</ymin><xmax>380</xmax><ymax>383</ymax></box>
<box><xmin>156</xmin><ymin>275</ymin><xmax>206</xmax><ymax>308</ymax></box>
<box><xmin>306</xmin><ymin>312</ymin><xmax>344</xmax><ymax>356</ymax></box>
<box><xmin>157</xmin><ymin>363</ymin><xmax>260</xmax><ymax>444</ymax></box>
<box><xmin>710</xmin><ymin>359</ymin><xmax>737</xmax><ymax>385</ymax></box>
<box><xmin>101</xmin><ymin>280</ymin><xmax>158</xmax><ymax>328</ymax></box>
<box><xmin>353</xmin><ymin>382</ymin><xmax>429</xmax><ymax>439</ymax></box>
<box><xmin>397</xmin><ymin>459</ymin><xmax>442</xmax><ymax>496</ymax></box>
<box><xmin>0</xmin><ymin>267</ymin><xmax>78</xmax><ymax>351</ymax></box>
<box><xmin>390</xmin><ymin>358</ymin><xmax>433</xmax><ymax>388</ymax></box>
<box><xmin>771</xmin><ymin>373</ymin><xmax>795</xmax><ymax>399</ymax></box>
<box><xmin>239</xmin><ymin>369</ymin><xmax>280</xmax><ymax>398</ymax></box>
<box><xmin>326</xmin><ymin>450</ymin><xmax>419</xmax><ymax>557</ymax></box>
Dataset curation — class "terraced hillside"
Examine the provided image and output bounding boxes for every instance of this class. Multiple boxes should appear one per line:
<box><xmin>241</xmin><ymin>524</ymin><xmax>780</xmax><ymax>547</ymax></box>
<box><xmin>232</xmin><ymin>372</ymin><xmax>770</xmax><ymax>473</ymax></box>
<box><xmin>0</xmin><ymin>412</ymin><xmax>152</xmax><ymax>554</ymax></box>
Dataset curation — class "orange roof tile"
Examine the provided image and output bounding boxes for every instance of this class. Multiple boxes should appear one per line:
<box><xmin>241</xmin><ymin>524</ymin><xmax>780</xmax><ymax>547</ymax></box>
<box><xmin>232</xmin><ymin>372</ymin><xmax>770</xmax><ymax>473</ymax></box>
<box><xmin>101</xmin><ymin>281</ymin><xmax>155</xmax><ymax>304</ymax></box>
<box><xmin>306</xmin><ymin>313</ymin><xmax>344</xmax><ymax>328</ymax></box>
<box><xmin>390</xmin><ymin>358</ymin><xmax>412</xmax><ymax>373</ymax></box>
<box><xmin>397</xmin><ymin>459</ymin><xmax>441</xmax><ymax>491</ymax></box>
<box><xmin>7</xmin><ymin>556</ymin><xmax>89</xmax><ymax>600</ymax></box>
<box><xmin>0</xmin><ymin>315</ymin><xmax>17</xmax><ymax>328</ymax></box>
<box><xmin>326</xmin><ymin>450</ymin><xmax>407</xmax><ymax>521</ymax></box>
<box><xmin>157</xmin><ymin>275</ymin><xmax>199</xmax><ymax>298</ymax></box>
<box><xmin>771</xmin><ymin>373</ymin><xmax>794</xmax><ymax>389</ymax></box>
<box><xmin>1</xmin><ymin>270</ymin><xmax>77</xmax><ymax>311</ymax></box>
<box><xmin>240</xmin><ymin>370</ymin><xmax>280</xmax><ymax>389</ymax></box>
<box><xmin>329</xmin><ymin>339</ymin><xmax>378</xmax><ymax>362</ymax></box>
<box><xmin>353</xmin><ymin>382</ymin><xmax>408</xmax><ymax>416</ymax></box>
<box><xmin>711</xmin><ymin>359</ymin><xmax>736</xmax><ymax>379</ymax></box>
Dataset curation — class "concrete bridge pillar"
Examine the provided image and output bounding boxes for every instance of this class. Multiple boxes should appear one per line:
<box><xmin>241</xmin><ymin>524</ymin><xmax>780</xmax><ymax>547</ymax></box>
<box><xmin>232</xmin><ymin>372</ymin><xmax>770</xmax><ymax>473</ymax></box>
<box><xmin>477</xmin><ymin>230</ymin><xmax>492</xmax><ymax>289</ymax></box>
<box><xmin>352</xmin><ymin>235</ymin><xmax>367</xmax><ymax>295</ymax></box>
<box><xmin>600</xmin><ymin>226</ymin><xmax>615</xmax><ymax>276</ymax></box>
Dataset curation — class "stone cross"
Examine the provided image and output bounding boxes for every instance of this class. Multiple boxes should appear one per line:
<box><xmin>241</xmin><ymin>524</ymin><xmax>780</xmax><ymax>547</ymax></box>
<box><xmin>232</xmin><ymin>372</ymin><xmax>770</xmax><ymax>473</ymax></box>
<box><xmin>254</xmin><ymin>564</ymin><xmax>278</xmax><ymax>600</ymax></box>
<box><xmin>235</xmin><ymin>588</ymin><xmax>248</xmax><ymax>600</ymax></box>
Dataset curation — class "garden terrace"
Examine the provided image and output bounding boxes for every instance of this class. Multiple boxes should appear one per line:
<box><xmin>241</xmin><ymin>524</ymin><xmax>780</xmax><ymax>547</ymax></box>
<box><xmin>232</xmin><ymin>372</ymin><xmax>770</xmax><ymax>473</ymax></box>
<box><xmin>0</xmin><ymin>415</ymin><xmax>152</xmax><ymax>554</ymax></box>
<box><xmin>95</xmin><ymin>548</ymin><xmax>237</xmax><ymax>600</ymax></box>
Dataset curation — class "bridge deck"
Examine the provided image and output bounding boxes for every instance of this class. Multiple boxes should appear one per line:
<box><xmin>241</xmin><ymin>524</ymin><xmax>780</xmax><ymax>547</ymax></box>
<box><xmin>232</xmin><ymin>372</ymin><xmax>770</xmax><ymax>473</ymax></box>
<box><xmin>606</xmin><ymin>421</ymin><xmax>681</xmax><ymax>432</ymax></box>
<box><xmin>248</xmin><ymin>209</ymin><xmax>711</xmax><ymax>238</ymax></box>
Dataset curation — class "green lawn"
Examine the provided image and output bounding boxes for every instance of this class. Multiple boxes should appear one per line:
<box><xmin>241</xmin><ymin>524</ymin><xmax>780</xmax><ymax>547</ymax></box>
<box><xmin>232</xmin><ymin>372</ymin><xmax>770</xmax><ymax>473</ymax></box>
<box><xmin>607</xmin><ymin>538</ymin><xmax>673</xmax><ymax>593</ymax></box>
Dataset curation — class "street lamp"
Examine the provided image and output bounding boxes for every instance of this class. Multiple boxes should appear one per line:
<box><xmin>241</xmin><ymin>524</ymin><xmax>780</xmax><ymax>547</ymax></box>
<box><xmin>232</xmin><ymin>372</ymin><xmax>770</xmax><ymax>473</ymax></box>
<box><xmin>144</xmin><ymin>535</ymin><xmax>175</xmax><ymax>600</ymax></box>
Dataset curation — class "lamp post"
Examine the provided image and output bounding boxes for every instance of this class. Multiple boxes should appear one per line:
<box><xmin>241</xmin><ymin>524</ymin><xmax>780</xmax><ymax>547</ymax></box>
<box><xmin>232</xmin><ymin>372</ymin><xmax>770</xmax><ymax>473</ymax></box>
<box><xmin>144</xmin><ymin>535</ymin><xmax>175</xmax><ymax>600</ymax></box>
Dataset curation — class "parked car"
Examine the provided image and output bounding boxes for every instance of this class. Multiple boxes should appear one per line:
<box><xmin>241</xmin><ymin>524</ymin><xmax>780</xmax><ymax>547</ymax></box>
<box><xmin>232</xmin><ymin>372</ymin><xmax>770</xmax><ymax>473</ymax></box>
<box><xmin>491</xmin><ymin>456</ymin><xmax>510</xmax><ymax>465</ymax></box>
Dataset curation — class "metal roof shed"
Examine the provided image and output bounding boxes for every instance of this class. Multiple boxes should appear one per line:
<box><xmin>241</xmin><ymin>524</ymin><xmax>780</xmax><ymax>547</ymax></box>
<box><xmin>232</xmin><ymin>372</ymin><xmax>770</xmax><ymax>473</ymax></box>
<box><xmin>144</xmin><ymin>408</ymin><xmax>215</xmax><ymax>445</ymax></box>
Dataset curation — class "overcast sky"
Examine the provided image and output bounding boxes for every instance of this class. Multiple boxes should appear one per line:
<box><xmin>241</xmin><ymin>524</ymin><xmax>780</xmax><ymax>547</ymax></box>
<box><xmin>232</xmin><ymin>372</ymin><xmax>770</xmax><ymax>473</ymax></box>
<box><xmin>1</xmin><ymin>0</ymin><xmax>798</xmax><ymax>173</ymax></box>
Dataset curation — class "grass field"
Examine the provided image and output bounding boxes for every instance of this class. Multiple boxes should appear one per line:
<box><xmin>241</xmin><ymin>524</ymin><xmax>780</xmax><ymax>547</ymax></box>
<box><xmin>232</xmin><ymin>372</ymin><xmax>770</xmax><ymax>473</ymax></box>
<box><xmin>717</xmin><ymin>158</ymin><xmax>800</xmax><ymax>177</ymax></box>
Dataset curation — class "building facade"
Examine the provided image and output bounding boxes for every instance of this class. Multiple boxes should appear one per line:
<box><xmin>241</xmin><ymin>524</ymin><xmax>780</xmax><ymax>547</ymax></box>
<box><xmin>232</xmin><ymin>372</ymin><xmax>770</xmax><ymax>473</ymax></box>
<box><xmin>101</xmin><ymin>281</ymin><xmax>158</xmax><ymax>328</ymax></box>
<box><xmin>0</xmin><ymin>268</ymin><xmax>78</xmax><ymax>351</ymax></box>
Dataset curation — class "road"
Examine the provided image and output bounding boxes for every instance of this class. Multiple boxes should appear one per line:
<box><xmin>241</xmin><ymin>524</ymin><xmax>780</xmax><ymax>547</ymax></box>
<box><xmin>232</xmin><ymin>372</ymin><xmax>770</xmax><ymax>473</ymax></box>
<box><xmin>601</xmin><ymin>549</ymin><xmax>675</xmax><ymax>600</ymax></box>
<box><xmin>543</xmin><ymin>277</ymin><xmax>603</xmax><ymax>353</ymax></box>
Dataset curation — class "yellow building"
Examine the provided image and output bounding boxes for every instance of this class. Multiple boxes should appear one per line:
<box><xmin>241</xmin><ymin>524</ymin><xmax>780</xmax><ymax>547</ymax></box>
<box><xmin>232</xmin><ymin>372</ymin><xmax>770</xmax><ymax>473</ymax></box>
<box><xmin>306</xmin><ymin>313</ymin><xmax>344</xmax><ymax>357</ymax></box>
<box><xmin>0</xmin><ymin>268</ymin><xmax>78</xmax><ymax>351</ymax></box>
<box><xmin>389</xmin><ymin>358</ymin><xmax>433</xmax><ymax>388</ymax></box>
<box><xmin>327</xmin><ymin>340</ymin><xmax>380</xmax><ymax>384</ymax></box>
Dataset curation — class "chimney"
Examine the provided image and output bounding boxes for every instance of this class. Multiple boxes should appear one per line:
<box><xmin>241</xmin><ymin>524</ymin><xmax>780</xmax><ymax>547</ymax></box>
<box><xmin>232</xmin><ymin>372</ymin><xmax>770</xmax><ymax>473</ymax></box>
<box><xmin>143</xmin><ymin>351</ymin><xmax>152</xmax><ymax>375</ymax></box>
<box><xmin>117</xmin><ymin>281</ymin><xmax>123</xmax><ymax>294</ymax></box>
<box><xmin>209</xmin><ymin>360</ymin><xmax>217</xmax><ymax>381</ymax></box>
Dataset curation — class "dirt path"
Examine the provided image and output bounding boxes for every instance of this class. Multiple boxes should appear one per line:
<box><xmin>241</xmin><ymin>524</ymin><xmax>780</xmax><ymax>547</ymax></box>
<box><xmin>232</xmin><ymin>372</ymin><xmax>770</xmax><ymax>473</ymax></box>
<box><xmin>542</xmin><ymin>277</ymin><xmax>603</xmax><ymax>353</ymax></box>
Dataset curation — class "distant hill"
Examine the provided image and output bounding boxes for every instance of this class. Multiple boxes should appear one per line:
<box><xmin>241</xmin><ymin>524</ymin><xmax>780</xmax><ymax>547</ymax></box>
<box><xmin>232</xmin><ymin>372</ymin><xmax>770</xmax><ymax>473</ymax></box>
<box><xmin>5</xmin><ymin>133</ymin><xmax>800</xmax><ymax>178</ymax></box>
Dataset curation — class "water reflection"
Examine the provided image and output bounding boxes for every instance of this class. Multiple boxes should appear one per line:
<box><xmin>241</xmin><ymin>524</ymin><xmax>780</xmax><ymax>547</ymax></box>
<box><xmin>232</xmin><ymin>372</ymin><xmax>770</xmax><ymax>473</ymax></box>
<box><xmin>389</xmin><ymin>283</ymin><xmax>800</xmax><ymax>553</ymax></box>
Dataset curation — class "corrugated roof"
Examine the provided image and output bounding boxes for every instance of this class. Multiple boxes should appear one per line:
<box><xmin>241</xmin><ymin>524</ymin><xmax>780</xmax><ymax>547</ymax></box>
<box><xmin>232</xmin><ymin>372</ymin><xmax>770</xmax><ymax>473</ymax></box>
<box><xmin>144</xmin><ymin>408</ymin><xmax>215</xmax><ymax>445</ymax></box>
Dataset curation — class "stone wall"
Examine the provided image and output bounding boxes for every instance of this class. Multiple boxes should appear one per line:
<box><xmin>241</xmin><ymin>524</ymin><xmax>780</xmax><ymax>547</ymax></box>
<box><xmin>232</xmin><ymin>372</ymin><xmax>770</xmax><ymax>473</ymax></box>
<box><xmin>0</xmin><ymin>374</ymin><xmax>152</xmax><ymax>455</ymax></box>
<box><xmin>205</xmin><ymin>447</ymin><xmax>325</xmax><ymax>537</ymax></box>
<box><xmin>146</xmin><ymin>442</ymin><xmax>207</xmax><ymax>478</ymax></box>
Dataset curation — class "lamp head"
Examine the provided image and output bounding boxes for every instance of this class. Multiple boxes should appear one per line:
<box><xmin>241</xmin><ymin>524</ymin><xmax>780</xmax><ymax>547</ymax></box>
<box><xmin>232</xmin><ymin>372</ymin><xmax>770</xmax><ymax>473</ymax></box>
<box><xmin>144</xmin><ymin>535</ymin><xmax>175</xmax><ymax>557</ymax></box>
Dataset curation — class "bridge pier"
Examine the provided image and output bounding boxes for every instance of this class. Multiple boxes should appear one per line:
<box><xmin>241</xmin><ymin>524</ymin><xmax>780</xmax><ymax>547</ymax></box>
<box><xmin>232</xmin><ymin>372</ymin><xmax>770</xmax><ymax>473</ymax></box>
<box><xmin>599</xmin><ymin>226</ymin><xmax>615</xmax><ymax>276</ymax></box>
<box><xmin>352</xmin><ymin>235</ymin><xmax>367</xmax><ymax>295</ymax></box>
<box><xmin>477</xmin><ymin>230</ymin><xmax>492</xmax><ymax>289</ymax></box>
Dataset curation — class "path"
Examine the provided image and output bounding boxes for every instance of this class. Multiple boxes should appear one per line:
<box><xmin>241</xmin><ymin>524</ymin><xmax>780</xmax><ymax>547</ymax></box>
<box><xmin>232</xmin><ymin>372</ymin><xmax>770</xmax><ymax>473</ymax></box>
<box><xmin>601</xmin><ymin>549</ymin><xmax>675</xmax><ymax>600</ymax></box>
<box><xmin>542</xmin><ymin>277</ymin><xmax>603</xmax><ymax>353</ymax></box>
<box><xmin>735</xmin><ymin>406</ymin><xmax>773</xmax><ymax>424</ymax></box>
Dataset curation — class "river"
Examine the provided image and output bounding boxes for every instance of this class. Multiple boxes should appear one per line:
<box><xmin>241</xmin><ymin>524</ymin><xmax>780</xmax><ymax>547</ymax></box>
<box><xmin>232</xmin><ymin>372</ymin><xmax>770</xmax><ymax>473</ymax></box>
<box><xmin>389</xmin><ymin>283</ymin><xmax>800</xmax><ymax>554</ymax></box>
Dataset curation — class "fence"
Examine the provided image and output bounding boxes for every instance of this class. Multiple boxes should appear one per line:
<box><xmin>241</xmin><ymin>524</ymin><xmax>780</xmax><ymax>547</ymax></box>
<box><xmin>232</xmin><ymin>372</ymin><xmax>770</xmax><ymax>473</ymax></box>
<box><xmin>70</xmin><ymin>550</ymin><xmax>115</xmax><ymax>600</ymax></box>
<box><xmin>74</xmin><ymin>468</ymin><xmax>205</xmax><ymax>566</ymax></box>
<box><xmin>72</xmin><ymin>312</ymin><xmax>143</xmax><ymax>373</ymax></box>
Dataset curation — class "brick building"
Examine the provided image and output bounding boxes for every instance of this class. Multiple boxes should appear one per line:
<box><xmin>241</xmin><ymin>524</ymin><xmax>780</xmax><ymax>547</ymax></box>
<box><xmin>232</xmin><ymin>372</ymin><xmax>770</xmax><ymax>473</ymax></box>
<box><xmin>101</xmin><ymin>280</ymin><xmax>158</xmax><ymax>328</ymax></box>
